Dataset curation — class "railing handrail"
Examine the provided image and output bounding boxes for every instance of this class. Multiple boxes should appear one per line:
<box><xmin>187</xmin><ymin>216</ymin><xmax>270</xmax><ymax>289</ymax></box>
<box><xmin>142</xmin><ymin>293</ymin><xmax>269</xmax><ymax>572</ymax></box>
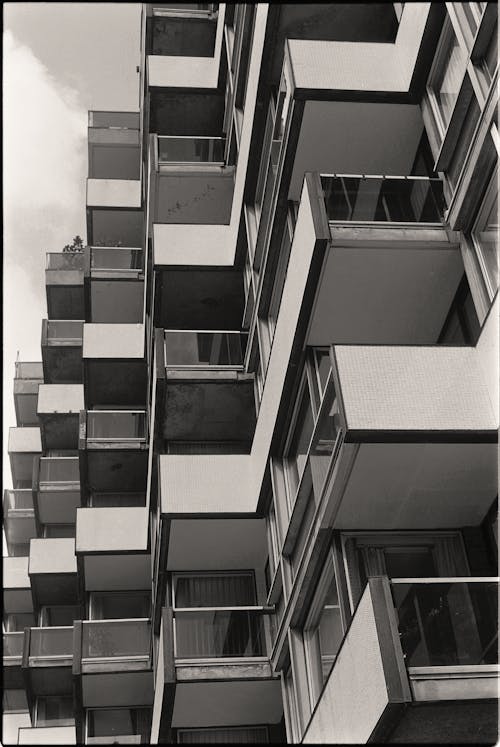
<box><xmin>320</xmin><ymin>173</ymin><xmax>443</xmax><ymax>182</ymax></box>
<box><xmin>47</xmin><ymin>319</ymin><xmax>85</xmax><ymax>324</ymax></box>
<box><xmin>82</xmin><ymin>617</ymin><xmax>150</xmax><ymax>625</ymax></box>
<box><xmin>391</xmin><ymin>576</ymin><xmax>499</xmax><ymax>584</ymax></box>
<box><xmin>157</xmin><ymin>135</ymin><xmax>225</xmax><ymax>142</ymax></box>
<box><xmin>40</xmin><ymin>456</ymin><xmax>79</xmax><ymax>461</ymax></box>
<box><xmin>90</xmin><ymin>245</ymin><xmax>142</xmax><ymax>251</ymax></box>
<box><xmin>30</xmin><ymin>625</ymin><xmax>74</xmax><ymax>632</ymax></box>
<box><xmin>87</xmin><ymin>410</ymin><xmax>146</xmax><ymax>415</ymax></box>
<box><xmin>165</xmin><ymin>329</ymin><xmax>243</xmax><ymax>335</ymax></box>
<box><xmin>174</xmin><ymin>605</ymin><xmax>267</xmax><ymax>613</ymax></box>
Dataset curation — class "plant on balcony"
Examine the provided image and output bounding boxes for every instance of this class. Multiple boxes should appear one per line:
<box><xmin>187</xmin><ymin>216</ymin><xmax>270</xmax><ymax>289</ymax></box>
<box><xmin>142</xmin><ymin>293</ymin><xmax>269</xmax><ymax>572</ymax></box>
<box><xmin>62</xmin><ymin>235</ymin><xmax>85</xmax><ymax>253</ymax></box>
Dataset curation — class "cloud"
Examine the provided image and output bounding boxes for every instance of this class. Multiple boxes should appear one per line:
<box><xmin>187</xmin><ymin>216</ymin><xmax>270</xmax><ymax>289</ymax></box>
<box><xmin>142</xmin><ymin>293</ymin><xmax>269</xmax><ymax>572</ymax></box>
<box><xmin>3</xmin><ymin>31</ymin><xmax>88</xmax><ymax>489</ymax></box>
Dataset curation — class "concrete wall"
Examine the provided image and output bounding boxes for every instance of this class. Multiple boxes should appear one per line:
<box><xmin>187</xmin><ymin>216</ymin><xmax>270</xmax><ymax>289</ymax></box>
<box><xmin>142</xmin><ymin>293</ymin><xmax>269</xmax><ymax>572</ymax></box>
<box><xmin>154</xmin><ymin>224</ymin><xmax>233</xmax><ymax>266</ymax></box>
<box><xmin>4</xmin><ymin>555</ymin><xmax>30</xmax><ymax>589</ymax></box>
<box><xmin>287</xmin><ymin>4</ymin><xmax>429</xmax><ymax>92</ymax></box>
<box><xmin>29</xmin><ymin>538</ymin><xmax>77</xmax><ymax>575</ymax></box>
<box><xmin>18</xmin><ymin>726</ymin><xmax>76</xmax><ymax>744</ymax></box>
<box><xmin>160</xmin><ymin>455</ymin><xmax>253</xmax><ymax>514</ymax></box>
<box><xmin>83</xmin><ymin>323</ymin><xmax>145</xmax><ymax>359</ymax></box>
<box><xmin>335</xmin><ymin>345</ymin><xmax>497</xmax><ymax>432</ymax></box>
<box><xmin>87</xmin><ymin>179</ymin><xmax>142</xmax><ymax>209</ymax></box>
<box><xmin>476</xmin><ymin>295</ymin><xmax>499</xmax><ymax>423</ymax></box>
<box><xmin>150</xmin><ymin>613</ymin><xmax>165</xmax><ymax>743</ymax></box>
<box><xmin>37</xmin><ymin>384</ymin><xmax>84</xmax><ymax>415</ymax></box>
<box><xmin>76</xmin><ymin>507</ymin><xmax>149</xmax><ymax>553</ymax></box>
<box><xmin>8</xmin><ymin>426</ymin><xmax>42</xmax><ymax>453</ymax></box>
<box><xmin>303</xmin><ymin>584</ymin><xmax>391</xmax><ymax>743</ymax></box>
<box><xmin>3</xmin><ymin>713</ymin><xmax>31</xmax><ymax>745</ymax></box>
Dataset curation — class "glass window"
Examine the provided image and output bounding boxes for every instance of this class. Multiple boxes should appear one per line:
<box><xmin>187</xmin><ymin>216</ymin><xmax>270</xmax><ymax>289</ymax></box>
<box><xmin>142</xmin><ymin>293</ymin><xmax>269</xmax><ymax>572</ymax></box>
<box><xmin>3</xmin><ymin>689</ymin><xmax>28</xmax><ymax>713</ymax></box>
<box><xmin>36</xmin><ymin>696</ymin><xmax>74</xmax><ymax>726</ymax></box>
<box><xmin>89</xmin><ymin>592</ymin><xmax>151</xmax><ymax>620</ymax></box>
<box><xmin>438</xmin><ymin>274</ymin><xmax>481</xmax><ymax>345</ymax></box>
<box><xmin>472</xmin><ymin>167</ymin><xmax>498</xmax><ymax>297</ymax></box>
<box><xmin>431</xmin><ymin>21</ymin><xmax>467</xmax><ymax>132</ymax></box>
<box><xmin>39</xmin><ymin>606</ymin><xmax>80</xmax><ymax>627</ymax></box>
<box><xmin>303</xmin><ymin>551</ymin><xmax>344</xmax><ymax>709</ymax></box>
<box><xmin>285</xmin><ymin>381</ymin><xmax>314</xmax><ymax>505</ymax></box>
<box><xmin>87</xmin><ymin>707</ymin><xmax>151</xmax><ymax>739</ymax></box>
<box><xmin>173</xmin><ymin>573</ymin><xmax>256</xmax><ymax>607</ymax></box>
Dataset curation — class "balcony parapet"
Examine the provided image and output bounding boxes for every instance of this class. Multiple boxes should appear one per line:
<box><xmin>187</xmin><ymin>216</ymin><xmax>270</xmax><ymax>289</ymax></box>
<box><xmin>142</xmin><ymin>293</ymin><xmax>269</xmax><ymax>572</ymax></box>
<box><xmin>77</xmin><ymin>618</ymin><xmax>152</xmax><ymax>674</ymax></box>
<box><xmin>79</xmin><ymin>410</ymin><xmax>148</xmax><ymax>450</ymax></box>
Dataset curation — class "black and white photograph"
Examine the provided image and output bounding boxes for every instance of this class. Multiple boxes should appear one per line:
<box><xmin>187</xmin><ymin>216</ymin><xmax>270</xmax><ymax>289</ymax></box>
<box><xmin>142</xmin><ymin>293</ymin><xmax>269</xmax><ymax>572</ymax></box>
<box><xmin>3</xmin><ymin>2</ymin><xmax>499</xmax><ymax>745</ymax></box>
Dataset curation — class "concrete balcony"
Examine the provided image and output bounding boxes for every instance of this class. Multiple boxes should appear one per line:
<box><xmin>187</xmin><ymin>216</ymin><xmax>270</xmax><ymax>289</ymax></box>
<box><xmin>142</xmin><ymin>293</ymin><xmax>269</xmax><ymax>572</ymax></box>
<box><xmin>17</xmin><ymin>726</ymin><xmax>76</xmax><ymax>744</ymax></box>
<box><xmin>24</xmin><ymin>626</ymin><xmax>74</xmax><ymax>698</ymax></box>
<box><xmin>74</xmin><ymin>619</ymin><xmax>154</xmax><ymax>712</ymax></box>
<box><xmin>79</xmin><ymin>410</ymin><xmax>149</xmax><ymax>493</ymax></box>
<box><xmin>3</xmin><ymin>556</ymin><xmax>33</xmax><ymax>615</ymax></box>
<box><xmin>41</xmin><ymin>320</ymin><xmax>83</xmax><ymax>385</ymax></box>
<box><xmin>85</xmin><ymin>246</ymin><xmax>144</xmax><ymax>280</ymax></box>
<box><xmin>14</xmin><ymin>362</ymin><xmax>43</xmax><ymax>427</ymax></box>
<box><xmin>302</xmin><ymin>577</ymin><xmax>498</xmax><ymax>744</ymax></box>
<box><xmin>86</xmin><ymin>179</ymin><xmax>142</xmax><ymax>210</ymax></box>
<box><xmin>28</xmin><ymin>538</ymin><xmax>78</xmax><ymax>607</ymax></box>
<box><xmin>85</xmin><ymin>277</ymin><xmax>145</xmax><ymax>325</ymax></box>
<box><xmin>83</xmin><ymin>324</ymin><xmax>147</xmax><ymax>408</ymax></box>
<box><xmin>76</xmin><ymin>507</ymin><xmax>150</xmax><ymax>592</ymax></box>
<box><xmin>37</xmin><ymin>384</ymin><xmax>85</xmax><ymax>451</ymax></box>
<box><xmin>88</xmin><ymin>124</ymin><xmax>141</xmax><ymax>181</ymax></box>
<box><xmin>8</xmin><ymin>427</ymin><xmax>42</xmax><ymax>488</ymax></box>
<box><xmin>326</xmin><ymin>343</ymin><xmax>498</xmax><ymax>530</ymax></box>
<box><xmin>3</xmin><ymin>490</ymin><xmax>36</xmax><ymax>557</ymax></box>
<box><xmin>151</xmin><ymin>607</ymin><xmax>282</xmax><ymax>743</ymax></box>
<box><xmin>145</xmin><ymin>4</ymin><xmax>225</xmax><ymax>89</ymax></box>
<box><xmin>45</xmin><ymin>253</ymin><xmax>85</xmax><ymax>320</ymax></box>
<box><xmin>3</xmin><ymin>631</ymin><xmax>25</xmax><ymax>688</ymax></box>
<box><xmin>153</xmin><ymin>167</ymin><xmax>234</xmax><ymax>225</ymax></box>
<box><xmin>33</xmin><ymin>456</ymin><xmax>81</xmax><ymax>526</ymax></box>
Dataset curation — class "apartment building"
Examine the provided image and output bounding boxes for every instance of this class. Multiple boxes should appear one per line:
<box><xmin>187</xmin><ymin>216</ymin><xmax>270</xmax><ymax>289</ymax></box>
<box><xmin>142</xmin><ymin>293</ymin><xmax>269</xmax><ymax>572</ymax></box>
<box><xmin>3</xmin><ymin>2</ymin><xmax>499</xmax><ymax>744</ymax></box>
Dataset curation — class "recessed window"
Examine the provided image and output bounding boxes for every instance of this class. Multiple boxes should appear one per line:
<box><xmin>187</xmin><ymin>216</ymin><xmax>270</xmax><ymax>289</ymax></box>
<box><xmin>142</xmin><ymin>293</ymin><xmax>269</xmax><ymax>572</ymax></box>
<box><xmin>284</xmin><ymin>379</ymin><xmax>315</xmax><ymax>504</ymax></box>
<box><xmin>303</xmin><ymin>551</ymin><xmax>344</xmax><ymax>709</ymax></box>
<box><xmin>472</xmin><ymin>166</ymin><xmax>499</xmax><ymax>298</ymax></box>
<box><xmin>36</xmin><ymin>696</ymin><xmax>74</xmax><ymax>727</ymax></box>
<box><xmin>87</xmin><ymin>707</ymin><xmax>151</xmax><ymax>741</ymax></box>
<box><xmin>89</xmin><ymin>591</ymin><xmax>151</xmax><ymax>620</ymax></box>
<box><xmin>429</xmin><ymin>19</ymin><xmax>467</xmax><ymax>135</ymax></box>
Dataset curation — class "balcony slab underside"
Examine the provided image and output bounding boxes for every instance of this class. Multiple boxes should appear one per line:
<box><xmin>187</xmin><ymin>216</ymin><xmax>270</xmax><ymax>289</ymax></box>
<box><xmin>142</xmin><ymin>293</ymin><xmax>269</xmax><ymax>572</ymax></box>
<box><xmin>84</xmin><ymin>450</ymin><xmax>148</xmax><ymax>492</ymax></box>
<box><xmin>331</xmin><ymin>440</ymin><xmax>497</xmax><ymax>530</ymax></box>
<box><xmin>308</xmin><ymin>229</ymin><xmax>463</xmax><ymax>345</ymax></box>
<box><xmin>82</xmin><ymin>670</ymin><xmax>154</xmax><ymax>708</ymax></box>
<box><xmin>387</xmin><ymin>700</ymin><xmax>499</xmax><ymax>744</ymax></box>
<box><xmin>85</xmin><ymin>359</ymin><xmax>147</xmax><ymax>407</ymax></box>
<box><xmin>37</xmin><ymin>489</ymin><xmax>81</xmax><ymax>525</ymax></box>
<box><xmin>26</xmin><ymin>663</ymin><xmax>73</xmax><ymax>697</ymax></box>
<box><xmin>43</xmin><ymin>344</ymin><xmax>83</xmax><ymax>384</ymax></box>
<box><xmin>81</xmin><ymin>553</ymin><xmax>151</xmax><ymax>592</ymax></box>
<box><xmin>39</xmin><ymin>413</ymin><xmax>80</xmax><ymax>451</ymax></box>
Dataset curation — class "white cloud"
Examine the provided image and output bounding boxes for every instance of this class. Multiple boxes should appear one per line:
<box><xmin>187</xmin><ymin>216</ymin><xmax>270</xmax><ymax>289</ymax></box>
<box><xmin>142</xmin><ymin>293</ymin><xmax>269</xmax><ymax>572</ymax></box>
<box><xmin>3</xmin><ymin>31</ymin><xmax>88</xmax><ymax>490</ymax></box>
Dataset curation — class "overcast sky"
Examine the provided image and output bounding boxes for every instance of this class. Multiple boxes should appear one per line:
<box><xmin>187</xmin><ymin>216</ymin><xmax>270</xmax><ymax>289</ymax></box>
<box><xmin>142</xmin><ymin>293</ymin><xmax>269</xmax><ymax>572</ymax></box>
<box><xmin>3</xmin><ymin>3</ymin><xmax>141</xmax><ymax>489</ymax></box>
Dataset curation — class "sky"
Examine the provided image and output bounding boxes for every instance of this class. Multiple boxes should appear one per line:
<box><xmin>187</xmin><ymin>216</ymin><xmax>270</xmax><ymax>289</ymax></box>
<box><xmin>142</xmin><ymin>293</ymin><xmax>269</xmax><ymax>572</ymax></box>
<box><xmin>3</xmin><ymin>3</ymin><xmax>142</xmax><ymax>490</ymax></box>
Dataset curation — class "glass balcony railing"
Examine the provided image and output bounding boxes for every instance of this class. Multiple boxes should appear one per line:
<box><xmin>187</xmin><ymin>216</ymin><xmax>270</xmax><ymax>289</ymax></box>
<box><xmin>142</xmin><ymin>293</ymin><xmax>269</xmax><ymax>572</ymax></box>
<box><xmin>174</xmin><ymin>608</ymin><xmax>266</xmax><ymax>659</ymax></box>
<box><xmin>4</xmin><ymin>489</ymin><xmax>34</xmax><ymax>513</ymax></box>
<box><xmin>46</xmin><ymin>253</ymin><xmax>85</xmax><ymax>271</ymax></box>
<box><xmin>46</xmin><ymin>320</ymin><xmax>84</xmax><ymax>346</ymax></box>
<box><xmin>164</xmin><ymin>330</ymin><xmax>247</xmax><ymax>368</ymax></box>
<box><xmin>81</xmin><ymin>619</ymin><xmax>151</xmax><ymax>660</ymax></box>
<box><xmin>86</xmin><ymin>738</ymin><xmax>142</xmax><ymax>745</ymax></box>
<box><xmin>4</xmin><ymin>632</ymin><xmax>24</xmax><ymax>659</ymax></box>
<box><xmin>321</xmin><ymin>175</ymin><xmax>446</xmax><ymax>224</ymax></box>
<box><xmin>39</xmin><ymin>457</ymin><xmax>80</xmax><ymax>486</ymax></box>
<box><xmin>86</xmin><ymin>411</ymin><xmax>147</xmax><ymax>442</ymax></box>
<box><xmin>15</xmin><ymin>362</ymin><xmax>44</xmax><ymax>380</ymax></box>
<box><xmin>29</xmin><ymin>627</ymin><xmax>74</xmax><ymax>659</ymax></box>
<box><xmin>90</xmin><ymin>247</ymin><xmax>143</xmax><ymax>273</ymax></box>
<box><xmin>391</xmin><ymin>579</ymin><xmax>498</xmax><ymax>667</ymax></box>
<box><xmin>157</xmin><ymin>136</ymin><xmax>225</xmax><ymax>165</ymax></box>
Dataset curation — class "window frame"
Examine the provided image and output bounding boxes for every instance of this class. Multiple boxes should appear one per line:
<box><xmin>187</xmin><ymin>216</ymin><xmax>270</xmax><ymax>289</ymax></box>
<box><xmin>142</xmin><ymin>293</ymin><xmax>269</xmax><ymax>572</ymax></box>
<box><xmin>471</xmin><ymin>163</ymin><xmax>499</xmax><ymax>299</ymax></box>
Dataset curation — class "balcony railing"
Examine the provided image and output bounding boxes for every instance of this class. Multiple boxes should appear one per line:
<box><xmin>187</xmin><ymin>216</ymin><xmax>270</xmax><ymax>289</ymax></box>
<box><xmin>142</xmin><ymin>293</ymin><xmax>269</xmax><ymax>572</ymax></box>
<box><xmin>164</xmin><ymin>330</ymin><xmax>247</xmax><ymax>368</ymax></box>
<box><xmin>174</xmin><ymin>608</ymin><xmax>266</xmax><ymax>659</ymax></box>
<box><xmin>86</xmin><ymin>738</ymin><xmax>141</xmax><ymax>745</ymax></box>
<box><xmin>90</xmin><ymin>247</ymin><xmax>143</xmax><ymax>274</ymax></box>
<box><xmin>4</xmin><ymin>632</ymin><xmax>24</xmax><ymax>659</ymax></box>
<box><xmin>152</xmin><ymin>5</ymin><xmax>217</xmax><ymax>19</ymax></box>
<box><xmin>46</xmin><ymin>253</ymin><xmax>85</xmax><ymax>271</ymax></box>
<box><xmin>46</xmin><ymin>320</ymin><xmax>84</xmax><ymax>346</ymax></box>
<box><xmin>29</xmin><ymin>626</ymin><xmax>74</xmax><ymax>660</ymax></box>
<box><xmin>15</xmin><ymin>362</ymin><xmax>44</xmax><ymax>380</ymax></box>
<box><xmin>86</xmin><ymin>411</ymin><xmax>147</xmax><ymax>442</ymax></box>
<box><xmin>4</xmin><ymin>489</ymin><xmax>34</xmax><ymax>514</ymax></box>
<box><xmin>81</xmin><ymin>619</ymin><xmax>151</xmax><ymax>661</ymax></box>
<box><xmin>391</xmin><ymin>578</ymin><xmax>498</xmax><ymax>668</ymax></box>
<box><xmin>39</xmin><ymin>457</ymin><xmax>80</xmax><ymax>487</ymax></box>
<box><xmin>321</xmin><ymin>175</ymin><xmax>446</xmax><ymax>224</ymax></box>
<box><xmin>157</xmin><ymin>136</ymin><xmax>225</xmax><ymax>166</ymax></box>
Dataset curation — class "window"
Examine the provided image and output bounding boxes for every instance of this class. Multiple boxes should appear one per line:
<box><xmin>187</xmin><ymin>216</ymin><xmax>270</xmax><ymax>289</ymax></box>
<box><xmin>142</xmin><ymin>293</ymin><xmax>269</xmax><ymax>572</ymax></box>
<box><xmin>89</xmin><ymin>592</ymin><xmax>150</xmax><ymax>620</ymax></box>
<box><xmin>284</xmin><ymin>378</ymin><xmax>315</xmax><ymax>505</ymax></box>
<box><xmin>429</xmin><ymin>19</ymin><xmax>467</xmax><ymax>135</ymax></box>
<box><xmin>3</xmin><ymin>689</ymin><xmax>28</xmax><ymax>713</ymax></box>
<box><xmin>3</xmin><ymin>612</ymin><xmax>35</xmax><ymax>632</ymax></box>
<box><xmin>303</xmin><ymin>551</ymin><xmax>344</xmax><ymax>709</ymax></box>
<box><xmin>87</xmin><ymin>707</ymin><xmax>151</xmax><ymax>740</ymax></box>
<box><xmin>42</xmin><ymin>524</ymin><xmax>75</xmax><ymax>538</ymax></box>
<box><xmin>35</xmin><ymin>696</ymin><xmax>74</xmax><ymax>726</ymax></box>
<box><xmin>39</xmin><ymin>606</ymin><xmax>80</xmax><ymax>627</ymax></box>
<box><xmin>89</xmin><ymin>492</ymin><xmax>145</xmax><ymax>507</ymax></box>
<box><xmin>268</xmin><ymin>209</ymin><xmax>294</xmax><ymax>342</ymax></box>
<box><xmin>472</xmin><ymin>167</ymin><xmax>498</xmax><ymax>297</ymax></box>
<box><xmin>343</xmin><ymin>532</ymin><xmax>470</xmax><ymax>607</ymax></box>
<box><xmin>438</xmin><ymin>273</ymin><xmax>481</xmax><ymax>344</ymax></box>
<box><xmin>178</xmin><ymin>726</ymin><xmax>269</xmax><ymax>743</ymax></box>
